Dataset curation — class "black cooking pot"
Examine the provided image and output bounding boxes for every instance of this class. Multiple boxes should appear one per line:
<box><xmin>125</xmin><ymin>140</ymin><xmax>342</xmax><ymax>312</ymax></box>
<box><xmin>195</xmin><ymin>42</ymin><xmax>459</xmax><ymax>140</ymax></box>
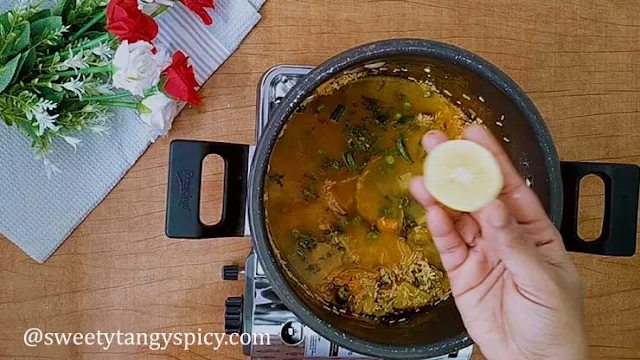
<box><xmin>165</xmin><ymin>39</ymin><xmax>640</xmax><ymax>359</ymax></box>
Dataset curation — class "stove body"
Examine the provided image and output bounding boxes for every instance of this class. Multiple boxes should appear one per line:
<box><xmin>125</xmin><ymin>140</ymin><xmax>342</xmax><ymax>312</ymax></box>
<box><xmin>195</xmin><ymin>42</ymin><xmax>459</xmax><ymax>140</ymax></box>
<box><xmin>223</xmin><ymin>65</ymin><xmax>474</xmax><ymax>360</ymax></box>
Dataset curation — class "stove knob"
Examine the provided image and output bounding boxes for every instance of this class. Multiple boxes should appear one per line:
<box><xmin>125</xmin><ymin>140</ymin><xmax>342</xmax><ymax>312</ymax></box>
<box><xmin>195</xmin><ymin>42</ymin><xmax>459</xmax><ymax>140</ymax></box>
<box><xmin>222</xmin><ymin>265</ymin><xmax>240</xmax><ymax>281</ymax></box>
<box><xmin>224</xmin><ymin>296</ymin><xmax>243</xmax><ymax>335</ymax></box>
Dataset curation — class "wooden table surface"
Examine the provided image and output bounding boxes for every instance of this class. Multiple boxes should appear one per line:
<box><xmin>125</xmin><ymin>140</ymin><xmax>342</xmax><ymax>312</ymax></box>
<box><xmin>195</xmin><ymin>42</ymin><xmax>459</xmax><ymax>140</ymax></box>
<box><xmin>2</xmin><ymin>0</ymin><xmax>640</xmax><ymax>359</ymax></box>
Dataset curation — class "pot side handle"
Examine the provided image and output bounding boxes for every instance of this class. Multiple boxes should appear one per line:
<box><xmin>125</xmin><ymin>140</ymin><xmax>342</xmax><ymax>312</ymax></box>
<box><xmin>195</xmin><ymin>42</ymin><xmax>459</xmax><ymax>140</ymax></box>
<box><xmin>165</xmin><ymin>140</ymin><xmax>249</xmax><ymax>239</ymax></box>
<box><xmin>560</xmin><ymin>162</ymin><xmax>640</xmax><ymax>256</ymax></box>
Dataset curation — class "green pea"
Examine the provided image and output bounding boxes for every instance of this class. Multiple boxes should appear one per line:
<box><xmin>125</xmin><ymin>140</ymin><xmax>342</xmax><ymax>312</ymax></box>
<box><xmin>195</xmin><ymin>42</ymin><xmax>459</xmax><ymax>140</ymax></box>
<box><xmin>385</xmin><ymin>155</ymin><xmax>395</xmax><ymax>165</ymax></box>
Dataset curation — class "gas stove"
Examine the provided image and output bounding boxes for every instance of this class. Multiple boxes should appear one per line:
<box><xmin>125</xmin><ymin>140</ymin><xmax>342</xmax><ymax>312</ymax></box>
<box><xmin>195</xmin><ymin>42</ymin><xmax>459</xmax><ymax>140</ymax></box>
<box><xmin>222</xmin><ymin>65</ymin><xmax>474</xmax><ymax>360</ymax></box>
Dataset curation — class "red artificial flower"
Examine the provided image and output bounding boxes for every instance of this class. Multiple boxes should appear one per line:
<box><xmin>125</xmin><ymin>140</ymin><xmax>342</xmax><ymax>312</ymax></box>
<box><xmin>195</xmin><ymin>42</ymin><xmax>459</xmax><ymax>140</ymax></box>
<box><xmin>180</xmin><ymin>0</ymin><xmax>216</xmax><ymax>25</ymax></box>
<box><xmin>161</xmin><ymin>51</ymin><xmax>201</xmax><ymax>105</ymax></box>
<box><xmin>106</xmin><ymin>0</ymin><xmax>159</xmax><ymax>43</ymax></box>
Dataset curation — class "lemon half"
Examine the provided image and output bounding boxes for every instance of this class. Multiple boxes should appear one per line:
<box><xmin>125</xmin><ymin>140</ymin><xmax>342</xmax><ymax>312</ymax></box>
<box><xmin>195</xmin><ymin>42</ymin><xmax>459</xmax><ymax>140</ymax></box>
<box><xmin>423</xmin><ymin>140</ymin><xmax>504</xmax><ymax>212</ymax></box>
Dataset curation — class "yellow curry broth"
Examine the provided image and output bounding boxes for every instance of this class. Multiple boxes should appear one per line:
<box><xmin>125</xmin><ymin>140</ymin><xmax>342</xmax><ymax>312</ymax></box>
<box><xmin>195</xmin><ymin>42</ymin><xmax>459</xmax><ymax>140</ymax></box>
<box><xmin>265</xmin><ymin>76</ymin><xmax>467</xmax><ymax>318</ymax></box>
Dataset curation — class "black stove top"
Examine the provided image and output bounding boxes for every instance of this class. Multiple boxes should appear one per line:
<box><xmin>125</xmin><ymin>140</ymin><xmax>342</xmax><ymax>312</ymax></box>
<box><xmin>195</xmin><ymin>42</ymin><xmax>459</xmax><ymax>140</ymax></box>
<box><xmin>223</xmin><ymin>65</ymin><xmax>474</xmax><ymax>360</ymax></box>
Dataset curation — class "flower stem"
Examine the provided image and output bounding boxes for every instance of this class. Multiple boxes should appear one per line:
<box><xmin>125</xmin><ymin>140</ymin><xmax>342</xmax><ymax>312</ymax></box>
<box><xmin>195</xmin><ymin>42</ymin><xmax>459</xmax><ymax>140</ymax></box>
<box><xmin>101</xmin><ymin>101</ymin><xmax>139</xmax><ymax>110</ymax></box>
<box><xmin>144</xmin><ymin>85</ymin><xmax>160</xmax><ymax>97</ymax></box>
<box><xmin>43</xmin><ymin>33</ymin><xmax>111</xmax><ymax>62</ymax></box>
<box><xmin>41</xmin><ymin>64</ymin><xmax>112</xmax><ymax>79</ymax></box>
<box><xmin>70</xmin><ymin>9</ymin><xmax>107</xmax><ymax>43</ymax></box>
<box><xmin>151</xmin><ymin>5</ymin><xmax>169</xmax><ymax>18</ymax></box>
<box><xmin>74</xmin><ymin>92</ymin><xmax>134</xmax><ymax>102</ymax></box>
<box><xmin>67</xmin><ymin>86</ymin><xmax>160</xmax><ymax>103</ymax></box>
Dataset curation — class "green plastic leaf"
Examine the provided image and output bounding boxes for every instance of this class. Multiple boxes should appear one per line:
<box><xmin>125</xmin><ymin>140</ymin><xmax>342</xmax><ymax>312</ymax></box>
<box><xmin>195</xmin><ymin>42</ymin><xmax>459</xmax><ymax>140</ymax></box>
<box><xmin>0</xmin><ymin>13</ymin><xmax>12</xmax><ymax>60</ymax></box>
<box><xmin>28</xmin><ymin>9</ymin><xmax>52</xmax><ymax>23</ymax></box>
<box><xmin>54</xmin><ymin>0</ymin><xmax>67</xmax><ymax>16</ymax></box>
<box><xmin>11</xmin><ymin>50</ymin><xmax>28</xmax><ymax>83</ymax></box>
<box><xmin>39</xmin><ymin>87</ymin><xmax>65</xmax><ymax>103</ymax></box>
<box><xmin>82</xmin><ymin>30</ymin><xmax>108</xmax><ymax>40</ymax></box>
<box><xmin>20</xmin><ymin>48</ymin><xmax>36</xmax><ymax>76</ymax></box>
<box><xmin>9</xmin><ymin>22</ymin><xmax>30</xmax><ymax>56</ymax></box>
<box><xmin>54</xmin><ymin>0</ymin><xmax>75</xmax><ymax>22</ymax></box>
<box><xmin>0</xmin><ymin>12</ymin><xmax>9</xmax><ymax>31</ymax></box>
<box><xmin>18</xmin><ymin>119</ymin><xmax>38</xmax><ymax>138</ymax></box>
<box><xmin>0</xmin><ymin>54</ymin><xmax>21</xmax><ymax>93</ymax></box>
<box><xmin>30</xmin><ymin>16</ymin><xmax>63</xmax><ymax>41</ymax></box>
<box><xmin>12</xmin><ymin>48</ymin><xmax>35</xmax><ymax>82</ymax></box>
<box><xmin>3</xmin><ymin>115</ymin><xmax>13</xmax><ymax>126</ymax></box>
<box><xmin>67</xmin><ymin>10</ymin><xmax>78</xmax><ymax>24</ymax></box>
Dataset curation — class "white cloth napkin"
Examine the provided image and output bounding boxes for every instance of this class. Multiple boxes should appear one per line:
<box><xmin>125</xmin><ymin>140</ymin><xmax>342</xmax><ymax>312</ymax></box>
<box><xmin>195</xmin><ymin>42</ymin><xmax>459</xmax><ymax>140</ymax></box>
<box><xmin>0</xmin><ymin>0</ymin><xmax>266</xmax><ymax>263</ymax></box>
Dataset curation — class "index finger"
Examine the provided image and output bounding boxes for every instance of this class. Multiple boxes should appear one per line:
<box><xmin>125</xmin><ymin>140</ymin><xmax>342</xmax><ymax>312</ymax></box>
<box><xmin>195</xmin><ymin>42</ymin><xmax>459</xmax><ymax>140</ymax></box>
<box><xmin>424</xmin><ymin>202</ymin><xmax>470</xmax><ymax>273</ymax></box>
<box><xmin>463</xmin><ymin>124</ymin><xmax>549</xmax><ymax>226</ymax></box>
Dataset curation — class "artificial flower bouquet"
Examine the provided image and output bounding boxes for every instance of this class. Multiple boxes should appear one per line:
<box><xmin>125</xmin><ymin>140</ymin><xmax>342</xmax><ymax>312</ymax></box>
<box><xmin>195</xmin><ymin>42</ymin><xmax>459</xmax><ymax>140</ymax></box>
<box><xmin>0</xmin><ymin>0</ymin><xmax>215</xmax><ymax>172</ymax></box>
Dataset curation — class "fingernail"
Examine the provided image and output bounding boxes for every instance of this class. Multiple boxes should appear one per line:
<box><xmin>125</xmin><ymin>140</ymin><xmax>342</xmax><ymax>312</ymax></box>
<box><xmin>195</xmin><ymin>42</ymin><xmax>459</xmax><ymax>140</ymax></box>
<box><xmin>426</xmin><ymin>130</ymin><xmax>439</xmax><ymax>137</ymax></box>
<box><xmin>487</xmin><ymin>203</ymin><xmax>509</xmax><ymax>228</ymax></box>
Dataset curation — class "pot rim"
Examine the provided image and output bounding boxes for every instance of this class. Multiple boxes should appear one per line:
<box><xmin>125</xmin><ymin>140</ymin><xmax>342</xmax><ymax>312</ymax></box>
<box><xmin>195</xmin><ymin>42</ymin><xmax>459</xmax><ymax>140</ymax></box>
<box><xmin>249</xmin><ymin>38</ymin><xmax>562</xmax><ymax>359</ymax></box>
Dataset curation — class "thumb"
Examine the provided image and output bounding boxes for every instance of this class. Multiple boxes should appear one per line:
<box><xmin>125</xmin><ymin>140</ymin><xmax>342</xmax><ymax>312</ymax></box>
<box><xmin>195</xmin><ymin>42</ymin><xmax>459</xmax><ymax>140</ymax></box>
<box><xmin>474</xmin><ymin>200</ymin><xmax>551</xmax><ymax>290</ymax></box>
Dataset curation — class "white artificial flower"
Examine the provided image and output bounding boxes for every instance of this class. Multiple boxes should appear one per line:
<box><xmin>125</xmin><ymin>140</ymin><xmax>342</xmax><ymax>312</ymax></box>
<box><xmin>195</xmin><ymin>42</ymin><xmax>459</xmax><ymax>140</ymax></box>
<box><xmin>112</xmin><ymin>41</ymin><xmax>168</xmax><ymax>97</ymax></box>
<box><xmin>60</xmin><ymin>135</ymin><xmax>82</xmax><ymax>150</ymax></box>
<box><xmin>33</xmin><ymin>110</ymin><xmax>60</xmax><ymax>136</ymax></box>
<box><xmin>61</xmin><ymin>75</ymin><xmax>86</xmax><ymax>98</ymax></box>
<box><xmin>56</xmin><ymin>49</ymin><xmax>88</xmax><ymax>71</ymax></box>
<box><xmin>93</xmin><ymin>82</ymin><xmax>114</xmax><ymax>95</ymax></box>
<box><xmin>42</xmin><ymin>156</ymin><xmax>62</xmax><ymax>178</ymax></box>
<box><xmin>26</xmin><ymin>98</ymin><xmax>60</xmax><ymax>136</ymax></box>
<box><xmin>153</xmin><ymin>46</ymin><xmax>171</xmax><ymax>71</ymax></box>
<box><xmin>91</xmin><ymin>42</ymin><xmax>115</xmax><ymax>62</ymax></box>
<box><xmin>88</xmin><ymin>123</ymin><xmax>110</xmax><ymax>133</ymax></box>
<box><xmin>25</xmin><ymin>98</ymin><xmax>56</xmax><ymax>121</ymax></box>
<box><xmin>83</xmin><ymin>105</ymin><xmax>112</xmax><ymax>133</ymax></box>
<box><xmin>138</xmin><ymin>93</ymin><xmax>178</xmax><ymax>137</ymax></box>
<box><xmin>80</xmin><ymin>104</ymin><xmax>99</xmax><ymax>113</ymax></box>
<box><xmin>16</xmin><ymin>0</ymin><xmax>32</xmax><ymax>12</ymax></box>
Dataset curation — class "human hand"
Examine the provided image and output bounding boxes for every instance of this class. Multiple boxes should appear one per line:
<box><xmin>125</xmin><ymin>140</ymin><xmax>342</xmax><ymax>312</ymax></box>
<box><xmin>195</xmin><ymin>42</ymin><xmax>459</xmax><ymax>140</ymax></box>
<box><xmin>409</xmin><ymin>124</ymin><xmax>589</xmax><ymax>360</ymax></box>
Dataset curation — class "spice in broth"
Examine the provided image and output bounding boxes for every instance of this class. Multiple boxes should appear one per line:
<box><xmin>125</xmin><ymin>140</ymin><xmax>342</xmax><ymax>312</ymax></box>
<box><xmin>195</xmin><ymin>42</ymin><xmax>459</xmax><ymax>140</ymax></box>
<box><xmin>265</xmin><ymin>76</ymin><xmax>468</xmax><ymax>319</ymax></box>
